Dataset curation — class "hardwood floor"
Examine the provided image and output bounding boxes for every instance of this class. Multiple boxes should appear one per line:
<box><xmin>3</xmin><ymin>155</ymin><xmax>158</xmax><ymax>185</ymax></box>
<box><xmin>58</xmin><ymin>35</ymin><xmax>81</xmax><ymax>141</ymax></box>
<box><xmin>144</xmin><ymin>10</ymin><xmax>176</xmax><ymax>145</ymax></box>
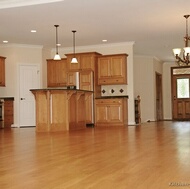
<box><xmin>0</xmin><ymin>121</ymin><xmax>190</xmax><ymax>189</ymax></box>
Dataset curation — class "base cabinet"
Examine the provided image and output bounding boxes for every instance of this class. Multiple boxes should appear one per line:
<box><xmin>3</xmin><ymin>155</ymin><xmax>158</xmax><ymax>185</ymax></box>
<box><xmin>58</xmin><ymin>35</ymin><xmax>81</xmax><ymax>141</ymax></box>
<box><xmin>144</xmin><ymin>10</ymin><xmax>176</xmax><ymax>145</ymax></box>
<box><xmin>31</xmin><ymin>89</ymin><xmax>92</xmax><ymax>132</ymax></box>
<box><xmin>95</xmin><ymin>98</ymin><xmax>128</xmax><ymax>126</ymax></box>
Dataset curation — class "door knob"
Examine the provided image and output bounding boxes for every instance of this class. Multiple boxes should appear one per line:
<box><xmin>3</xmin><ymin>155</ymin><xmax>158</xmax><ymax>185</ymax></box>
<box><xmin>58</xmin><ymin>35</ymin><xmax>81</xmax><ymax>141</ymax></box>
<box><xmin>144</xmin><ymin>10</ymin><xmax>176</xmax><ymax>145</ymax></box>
<box><xmin>20</xmin><ymin>98</ymin><xmax>25</xmax><ymax>100</ymax></box>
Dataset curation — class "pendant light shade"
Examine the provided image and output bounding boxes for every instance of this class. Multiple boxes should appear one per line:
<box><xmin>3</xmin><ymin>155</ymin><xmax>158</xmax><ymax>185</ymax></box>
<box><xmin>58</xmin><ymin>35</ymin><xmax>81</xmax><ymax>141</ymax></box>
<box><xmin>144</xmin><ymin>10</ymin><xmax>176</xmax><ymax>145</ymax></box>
<box><xmin>71</xmin><ymin>30</ymin><xmax>78</xmax><ymax>64</ymax></box>
<box><xmin>54</xmin><ymin>25</ymin><xmax>61</xmax><ymax>60</ymax></box>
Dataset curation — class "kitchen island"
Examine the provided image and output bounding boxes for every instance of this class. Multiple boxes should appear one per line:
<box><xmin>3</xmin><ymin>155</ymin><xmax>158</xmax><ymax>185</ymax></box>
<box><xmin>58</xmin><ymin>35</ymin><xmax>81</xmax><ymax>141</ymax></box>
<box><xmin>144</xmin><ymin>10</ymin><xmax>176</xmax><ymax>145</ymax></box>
<box><xmin>31</xmin><ymin>89</ymin><xmax>93</xmax><ymax>132</ymax></box>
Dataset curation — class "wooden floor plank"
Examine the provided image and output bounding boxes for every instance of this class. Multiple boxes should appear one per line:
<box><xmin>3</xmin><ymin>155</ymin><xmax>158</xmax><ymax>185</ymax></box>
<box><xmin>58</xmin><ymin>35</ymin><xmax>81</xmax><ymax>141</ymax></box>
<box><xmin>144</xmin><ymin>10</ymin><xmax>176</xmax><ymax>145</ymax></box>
<box><xmin>0</xmin><ymin>121</ymin><xmax>190</xmax><ymax>189</ymax></box>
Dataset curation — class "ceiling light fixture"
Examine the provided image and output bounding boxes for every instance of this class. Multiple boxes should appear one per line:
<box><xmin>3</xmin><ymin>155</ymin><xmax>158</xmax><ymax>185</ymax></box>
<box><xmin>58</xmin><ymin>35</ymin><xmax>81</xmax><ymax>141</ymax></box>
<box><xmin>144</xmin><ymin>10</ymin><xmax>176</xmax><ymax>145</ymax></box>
<box><xmin>71</xmin><ymin>30</ymin><xmax>78</xmax><ymax>64</ymax></box>
<box><xmin>173</xmin><ymin>15</ymin><xmax>190</xmax><ymax>66</ymax></box>
<box><xmin>54</xmin><ymin>25</ymin><xmax>61</xmax><ymax>60</ymax></box>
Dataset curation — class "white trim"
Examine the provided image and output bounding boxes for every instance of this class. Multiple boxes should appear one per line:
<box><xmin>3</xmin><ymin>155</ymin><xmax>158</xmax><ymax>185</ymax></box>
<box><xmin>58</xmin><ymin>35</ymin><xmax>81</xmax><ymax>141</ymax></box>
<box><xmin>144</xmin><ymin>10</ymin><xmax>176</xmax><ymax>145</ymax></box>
<box><xmin>0</xmin><ymin>43</ymin><xmax>43</xmax><ymax>49</ymax></box>
<box><xmin>59</xmin><ymin>41</ymin><xmax>135</xmax><ymax>52</ymax></box>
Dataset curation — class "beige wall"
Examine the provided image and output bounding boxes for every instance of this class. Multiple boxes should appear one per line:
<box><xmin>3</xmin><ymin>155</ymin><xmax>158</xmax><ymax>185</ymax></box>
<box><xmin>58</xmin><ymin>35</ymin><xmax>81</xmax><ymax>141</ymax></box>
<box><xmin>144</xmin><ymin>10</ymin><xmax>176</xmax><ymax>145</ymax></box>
<box><xmin>162</xmin><ymin>62</ymin><xmax>176</xmax><ymax>120</ymax></box>
<box><xmin>134</xmin><ymin>56</ymin><xmax>163</xmax><ymax>123</ymax></box>
<box><xmin>0</xmin><ymin>44</ymin><xmax>43</xmax><ymax>127</ymax></box>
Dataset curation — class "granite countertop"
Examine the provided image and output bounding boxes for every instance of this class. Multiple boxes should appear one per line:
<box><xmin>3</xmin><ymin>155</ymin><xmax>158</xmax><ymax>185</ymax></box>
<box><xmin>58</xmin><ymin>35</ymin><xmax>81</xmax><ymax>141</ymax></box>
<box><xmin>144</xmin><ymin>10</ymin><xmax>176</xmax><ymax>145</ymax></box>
<box><xmin>95</xmin><ymin>96</ymin><xmax>128</xmax><ymax>99</ymax></box>
<box><xmin>0</xmin><ymin>97</ymin><xmax>14</xmax><ymax>101</ymax></box>
<box><xmin>30</xmin><ymin>88</ymin><xmax>93</xmax><ymax>93</ymax></box>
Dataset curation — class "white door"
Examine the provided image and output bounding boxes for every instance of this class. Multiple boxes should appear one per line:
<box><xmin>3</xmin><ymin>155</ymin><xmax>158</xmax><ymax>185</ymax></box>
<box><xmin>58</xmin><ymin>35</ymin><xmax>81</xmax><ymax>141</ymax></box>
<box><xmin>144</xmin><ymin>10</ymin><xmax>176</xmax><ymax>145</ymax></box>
<box><xmin>19</xmin><ymin>65</ymin><xmax>40</xmax><ymax>127</ymax></box>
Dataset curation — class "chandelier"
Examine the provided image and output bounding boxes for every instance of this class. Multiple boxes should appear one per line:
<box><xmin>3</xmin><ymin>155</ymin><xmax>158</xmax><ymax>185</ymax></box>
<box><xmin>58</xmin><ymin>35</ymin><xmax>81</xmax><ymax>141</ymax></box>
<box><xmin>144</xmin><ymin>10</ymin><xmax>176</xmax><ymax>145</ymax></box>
<box><xmin>173</xmin><ymin>15</ymin><xmax>190</xmax><ymax>66</ymax></box>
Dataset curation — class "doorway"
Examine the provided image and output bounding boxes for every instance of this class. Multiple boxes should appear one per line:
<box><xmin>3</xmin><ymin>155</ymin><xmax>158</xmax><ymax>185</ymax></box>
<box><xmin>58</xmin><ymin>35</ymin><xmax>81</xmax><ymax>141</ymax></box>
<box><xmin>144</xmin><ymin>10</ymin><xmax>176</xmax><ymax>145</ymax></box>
<box><xmin>19</xmin><ymin>65</ymin><xmax>40</xmax><ymax>127</ymax></box>
<box><xmin>156</xmin><ymin>72</ymin><xmax>163</xmax><ymax>121</ymax></box>
<box><xmin>171</xmin><ymin>67</ymin><xmax>190</xmax><ymax>120</ymax></box>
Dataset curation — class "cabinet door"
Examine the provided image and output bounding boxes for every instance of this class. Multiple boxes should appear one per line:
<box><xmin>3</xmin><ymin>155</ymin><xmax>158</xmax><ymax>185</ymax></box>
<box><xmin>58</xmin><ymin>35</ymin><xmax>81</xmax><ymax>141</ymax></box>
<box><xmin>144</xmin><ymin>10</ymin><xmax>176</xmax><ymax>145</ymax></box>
<box><xmin>67</xmin><ymin>72</ymin><xmax>76</xmax><ymax>86</ymax></box>
<box><xmin>108</xmin><ymin>104</ymin><xmax>123</xmax><ymax>123</ymax></box>
<box><xmin>95</xmin><ymin>103</ymin><xmax>108</xmax><ymax>123</ymax></box>
<box><xmin>98</xmin><ymin>57</ymin><xmax>110</xmax><ymax>78</ymax></box>
<box><xmin>4</xmin><ymin>100</ymin><xmax>14</xmax><ymax>128</ymax></box>
<box><xmin>80</xmin><ymin>71</ymin><xmax>93</xmax><ymax>91</ymax></box>
<box><xmin>85</xmin><ymin>93</ymin><xmax>94</xmax><ymax>124</ymax></box>
<box><xmin>47</xmin><ymin>60</ymin><xmax>57</xmax><ymax>87</ymax></box>
<box><xmin>80</xmin><ymin>54</ymin><xmax>95</xmax><ymax>70</ymax></box>
<box><xmin>0</xmin><ymin>57</ymin><xmax>5</xmax><ymax>86</ymax></box>
<box><xmin>76</xmin><ymin>92</ymin><xmax>86</xmax><ymax>129</ymax></box>
<box><xmin>56</xmin><ymin>59</ymin><xmax>67</xmax><ymax>86</ymax></box>
<box><xmin>47</xmin><ymin>59</ymin><xmax>67</xmax><ymax>87</ymax></box>
<box><xmin>111</xmin><ymin>56</ymin><xmax>125</xmax><ymax>78</ymax></box>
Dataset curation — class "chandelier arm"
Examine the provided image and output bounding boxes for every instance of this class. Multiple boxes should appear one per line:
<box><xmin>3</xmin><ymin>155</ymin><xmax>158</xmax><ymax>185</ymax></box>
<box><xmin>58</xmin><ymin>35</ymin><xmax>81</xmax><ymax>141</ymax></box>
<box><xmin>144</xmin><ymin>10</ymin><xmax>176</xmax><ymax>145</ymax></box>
<box><xmin>176</xmin><ymin>55</ymin><xmax>186</xmax><ymax>63</ymax></box>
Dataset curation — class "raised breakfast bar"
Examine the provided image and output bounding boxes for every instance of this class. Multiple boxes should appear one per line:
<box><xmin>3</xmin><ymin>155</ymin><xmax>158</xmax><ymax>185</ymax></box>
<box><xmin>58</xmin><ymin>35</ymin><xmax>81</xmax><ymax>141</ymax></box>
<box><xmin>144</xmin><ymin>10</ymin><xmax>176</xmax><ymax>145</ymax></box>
<box><xmin>31</xmin><ymin>89</ymin><xmax>93</xmax><ymax>132</ymax></box>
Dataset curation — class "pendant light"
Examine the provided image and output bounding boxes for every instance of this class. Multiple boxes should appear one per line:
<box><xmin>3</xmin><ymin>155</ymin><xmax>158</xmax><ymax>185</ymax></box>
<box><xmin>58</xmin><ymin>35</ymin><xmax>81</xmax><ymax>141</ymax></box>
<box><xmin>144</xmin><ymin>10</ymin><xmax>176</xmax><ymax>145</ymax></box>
<box><xmin>54</xmin><ymin>25</ymin><xmax>61</xmax><ymax>60</ymax></box>
<box><xmin>71</xmin><ymin>30</ymin><xmax>78</xmax><ymax>63</ymax></box>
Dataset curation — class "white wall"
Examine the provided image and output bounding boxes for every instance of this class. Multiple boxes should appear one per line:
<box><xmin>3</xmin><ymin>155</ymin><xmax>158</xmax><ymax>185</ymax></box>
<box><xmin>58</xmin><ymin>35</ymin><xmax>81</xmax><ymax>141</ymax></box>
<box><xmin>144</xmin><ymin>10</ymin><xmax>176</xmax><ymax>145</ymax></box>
<box><xmin>0</xmin><ymin>44</ymin><xmax>43</xmax><ymax>127</ymax></box>
<box><xmin>162</xmin><ymin>61</ymin><xmax>176</xmax><ymax>120</ymax></box>
<box><xmin>134</xmin><ymin>55</ymin><xmax>163</xmax><ymax>123</ymax></box>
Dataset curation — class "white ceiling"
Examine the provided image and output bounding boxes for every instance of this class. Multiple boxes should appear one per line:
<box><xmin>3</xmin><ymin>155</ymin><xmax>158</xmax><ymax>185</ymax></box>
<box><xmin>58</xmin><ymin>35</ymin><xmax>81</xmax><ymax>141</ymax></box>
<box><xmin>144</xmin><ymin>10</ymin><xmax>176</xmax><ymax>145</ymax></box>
<box><xmin>0</xmin><ymin>0</ymin><xmax>190</xmax><ymax>62</ymax></box>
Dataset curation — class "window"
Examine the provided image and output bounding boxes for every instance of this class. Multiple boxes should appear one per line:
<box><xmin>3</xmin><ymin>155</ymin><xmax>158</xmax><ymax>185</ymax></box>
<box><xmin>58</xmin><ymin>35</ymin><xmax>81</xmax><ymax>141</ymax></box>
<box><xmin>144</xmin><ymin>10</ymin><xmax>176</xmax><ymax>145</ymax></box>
<box><xmin>177</xmin><ymin>78</ymin><xmax>189</xmax><ymax>98</ymax></box>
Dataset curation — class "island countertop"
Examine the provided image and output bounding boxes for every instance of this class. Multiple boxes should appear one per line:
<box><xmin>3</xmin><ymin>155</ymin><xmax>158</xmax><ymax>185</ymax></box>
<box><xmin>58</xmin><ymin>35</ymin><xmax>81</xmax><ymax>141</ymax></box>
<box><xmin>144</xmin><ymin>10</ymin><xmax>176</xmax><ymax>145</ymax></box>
<box><xmin>95</xmin><ymin>95</ymin><xmax>128</xmax><ymax>99</ymax></box>
<box><xmin>30</xmin><ymin>88</ymin><xmax>93</xmax><ymax>92</ymax></box>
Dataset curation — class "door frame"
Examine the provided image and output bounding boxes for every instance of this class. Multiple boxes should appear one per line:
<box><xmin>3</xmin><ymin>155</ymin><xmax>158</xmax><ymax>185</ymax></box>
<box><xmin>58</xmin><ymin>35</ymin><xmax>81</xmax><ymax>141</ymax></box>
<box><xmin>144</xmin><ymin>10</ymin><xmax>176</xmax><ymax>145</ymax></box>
<box><xmin>155</xmin><ymin>72</ymin><xmax>163</xmax><ymax>121</ymax></box>
<box><xmin>171</xmin><ymin>66</ymin><xmax>190</xmax><ymax>120</ymax></box>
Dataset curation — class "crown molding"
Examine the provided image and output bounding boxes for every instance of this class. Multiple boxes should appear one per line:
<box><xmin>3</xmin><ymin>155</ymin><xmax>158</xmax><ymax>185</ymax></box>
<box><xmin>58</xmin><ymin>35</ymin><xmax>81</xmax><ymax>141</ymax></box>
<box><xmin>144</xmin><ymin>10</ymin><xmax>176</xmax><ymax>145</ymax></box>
<box><xmin>59</xmin><ymin>41</ymin><xmax>135</xmax><ymax>52</ymax></box>
<box><xmin>0</xmin><ymin>43</ymin><xmax>43</xmax><ymax>49</ymax></box>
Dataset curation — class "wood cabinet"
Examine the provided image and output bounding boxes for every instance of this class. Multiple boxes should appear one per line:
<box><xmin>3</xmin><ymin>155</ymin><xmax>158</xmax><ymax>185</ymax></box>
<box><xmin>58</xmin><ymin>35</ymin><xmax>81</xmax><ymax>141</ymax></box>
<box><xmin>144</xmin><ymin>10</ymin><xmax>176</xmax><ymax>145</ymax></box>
<box><xmin>66</xmin><ymin>52</ymin><xmax>102</xmax><ymax>71</ymax></box>
<box><xmin>69</xmin><ymin>91</ymin><xmax>86</xmax><ymax>130</ymax></box>
<box><xmin>80</xmin><ymin>71</ymin><xmax>93</xmax><ymax>91</ymax></box>
<box><xmin>47</xmin><ymin>58</ymin><xmax>67</xmax><ymax>87</ymax></box>
<box><xmin>31</xmin><ymin>89</ymin><xmax>93</xmax><ymax>132</ymax></box>
<box><xmin>98</xmin><ymin>54</ymin><xmax>128</xmax><ymax>85</ymax></box>
<box><xmin>0</xmin><ymin>56</ymin><xmax>6</xmax><ymax>86</ymax></box>
<box><xmin>95</xmin><ymin>98</ymin><xmax>128</xmax><ymax>126</ymax></box>
<box><xmin>4</xmin><ymin>99</ymin><xmax>14</xmax><ymax>128</ymax></box>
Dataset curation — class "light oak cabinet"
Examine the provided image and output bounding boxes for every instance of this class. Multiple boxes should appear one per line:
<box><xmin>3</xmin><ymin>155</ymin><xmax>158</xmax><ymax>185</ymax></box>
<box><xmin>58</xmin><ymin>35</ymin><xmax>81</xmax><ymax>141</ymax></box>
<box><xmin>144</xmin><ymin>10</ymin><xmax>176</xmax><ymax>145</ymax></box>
<box><xmin>0</xmin><ymin>56</ymin><xmax>6</xmax><ymax>86</ymax></box>
<box><xmin>31</xmin><ymin>89</ymin><xmax>92</xmax><ymax>132</ymax></box>
<box><xmin>66</xmin><ymin>52</ymin><xmax>102</xmax><ymax>71</ymax></box>
<box><xmin>95</xmin><ymin>98</ymin><xmax>128</xmax><ymax>126</ymax></box>
<box><xmin>69</xmin><ymin>91</ymin><xmax>86</xmax><ymax>130</ymax></box>
<box><xmin>47</xmin><ymin>58</ymin><xmax>67</xmax><ymax>87</ymax></box>
<box><xmin>80</xmin><ymin>71</ymin><xmax>93</xmax><ymax>91</ymax></box>
<box><xmin>98</xmin><ymin>54</ymin><xmax>128</xmax><ymax>85</ymax></box>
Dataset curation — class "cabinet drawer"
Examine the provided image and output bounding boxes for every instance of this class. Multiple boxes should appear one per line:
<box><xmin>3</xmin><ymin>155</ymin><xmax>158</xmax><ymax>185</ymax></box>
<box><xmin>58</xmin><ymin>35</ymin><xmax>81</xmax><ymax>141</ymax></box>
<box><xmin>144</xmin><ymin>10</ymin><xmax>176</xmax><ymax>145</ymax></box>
<box><xmin>96</xmin><ymin>99</ymin><xmax>122</xmax><ymax>104</ymax></box>
<box><xmin>4</xmin><ymin>101</ymin><xmax>13</xmax><ymax>106</ymax></box>
<box><xmin>98</xmin><ymin>77</ymin><xmax>126</xmax><ymax>85</ymax></box>
<box><xmin>4</xmin><ymin>116</ymin><xmax>13</xmax><ymax>122</ymax></box>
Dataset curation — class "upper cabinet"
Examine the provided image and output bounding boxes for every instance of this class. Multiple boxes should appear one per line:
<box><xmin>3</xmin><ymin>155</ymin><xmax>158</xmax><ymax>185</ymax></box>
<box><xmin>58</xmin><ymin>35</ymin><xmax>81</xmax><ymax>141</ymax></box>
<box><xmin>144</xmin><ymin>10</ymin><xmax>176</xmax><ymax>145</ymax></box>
<box><xmin>0</xmin><ymin>56</ymin><xmax>6</xmax><ymax>87</ymax></box>
<box><xmin>47</xmin><ymin>58</ymin><xmax>67</xmax><ymax>87</ymax></box>
<box><xmin>66</xmin><ymin>52</ymin><xmax>102</xmax><ymax>71</ymax></box>
<box><xmin>98</xmin><ymin>54</ymin><xmax>128</xmax><ymax>85</ymax></box>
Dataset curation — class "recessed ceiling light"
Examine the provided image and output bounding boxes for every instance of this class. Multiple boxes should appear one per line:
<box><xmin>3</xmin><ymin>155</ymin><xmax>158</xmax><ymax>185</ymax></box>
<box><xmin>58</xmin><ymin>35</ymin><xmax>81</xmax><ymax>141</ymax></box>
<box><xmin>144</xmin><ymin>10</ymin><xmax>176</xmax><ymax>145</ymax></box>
<box><xmin>31</xmin><ymin>30</ymin><xmax>37</xmax><ymax>33</ymax></box>
<box><xmin>3</xmin><ymin>40</ymin><xmax>8</xmax><ymax>43</ymax></box>
<box><xmin>102</xmin><ymin>39</ymin><xmax>107</xmax><ymax>42</ymax></box>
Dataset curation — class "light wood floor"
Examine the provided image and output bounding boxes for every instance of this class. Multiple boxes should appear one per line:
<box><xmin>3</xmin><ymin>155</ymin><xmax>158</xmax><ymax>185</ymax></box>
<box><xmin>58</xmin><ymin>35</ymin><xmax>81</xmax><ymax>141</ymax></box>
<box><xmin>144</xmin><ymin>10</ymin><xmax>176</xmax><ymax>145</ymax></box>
<box><xmin>1</xmin><ymin>121</ymin><xmax>190</xmax><ymax>189</ymax></box>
